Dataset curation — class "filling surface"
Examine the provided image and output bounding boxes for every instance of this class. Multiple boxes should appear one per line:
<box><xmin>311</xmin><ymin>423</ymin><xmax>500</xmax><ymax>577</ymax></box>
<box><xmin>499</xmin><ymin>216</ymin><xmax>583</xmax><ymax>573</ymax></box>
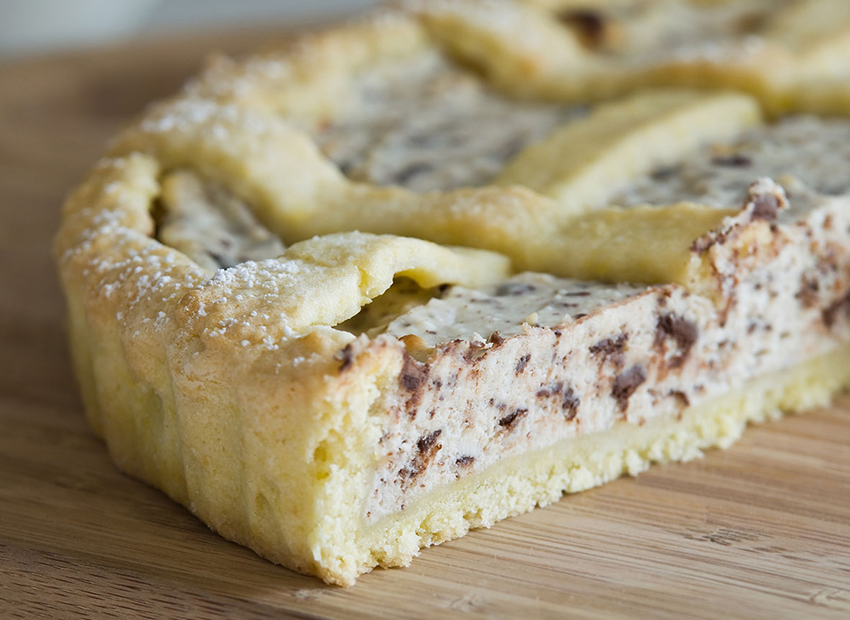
<box><xmin>338</xmin><ymin>274</ymin><xmax>647</xmax><ymax>345</ymax></box>
<box><xmin>383</xmin><ymin>273</ymin><xmax>648</xmax><ymax>347</ymax></box>
<box><xmin>157</xmin><ymin>170</ymin><xmax>285</xmax><ymax>270</ymax></box>
<box><xmin>337</xmin><ymin>278</ymin><xmax>443</xmax><ymax>339</ymax></box>
<box><xmin>609</xmin><ymin>116</ymin><xmax>850</xmax><ymax>212</ymax></box>
<box><xmin>314</xmin><ymin>51</ymin><xmax>584</xmax><ymax>192</ymax></box>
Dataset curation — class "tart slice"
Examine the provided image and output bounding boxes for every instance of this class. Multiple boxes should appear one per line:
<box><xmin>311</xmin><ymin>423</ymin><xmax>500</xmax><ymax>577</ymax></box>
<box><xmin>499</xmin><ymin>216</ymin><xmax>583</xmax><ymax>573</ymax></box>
<box><xmin>54</xmin><ymin>0</ymin><xmax>850</xmax><ymax>586</ymax></box>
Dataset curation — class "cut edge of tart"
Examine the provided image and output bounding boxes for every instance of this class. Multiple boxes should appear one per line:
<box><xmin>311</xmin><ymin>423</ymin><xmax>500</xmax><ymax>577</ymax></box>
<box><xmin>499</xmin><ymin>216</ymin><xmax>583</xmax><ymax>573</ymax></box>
<box><xmin>55</xmin><ymin>0</ymin><xmax>850</xmax><ymax>586</ymax></box>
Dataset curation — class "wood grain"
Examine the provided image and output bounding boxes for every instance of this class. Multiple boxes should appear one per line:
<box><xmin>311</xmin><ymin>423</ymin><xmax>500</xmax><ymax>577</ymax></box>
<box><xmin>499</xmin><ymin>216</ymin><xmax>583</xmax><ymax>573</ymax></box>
<box><xmin>1</xmin><ymin>26</ymin><xmax>849</xmax><ymax>620</ymax></box>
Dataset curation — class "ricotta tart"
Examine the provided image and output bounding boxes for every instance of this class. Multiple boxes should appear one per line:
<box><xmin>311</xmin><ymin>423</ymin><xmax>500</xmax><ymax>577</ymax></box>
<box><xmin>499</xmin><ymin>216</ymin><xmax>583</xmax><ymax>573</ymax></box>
<box><xmin>55</xmin><ymin>0</ymin><xmax>850</xmax><ymax>586</ymax></box>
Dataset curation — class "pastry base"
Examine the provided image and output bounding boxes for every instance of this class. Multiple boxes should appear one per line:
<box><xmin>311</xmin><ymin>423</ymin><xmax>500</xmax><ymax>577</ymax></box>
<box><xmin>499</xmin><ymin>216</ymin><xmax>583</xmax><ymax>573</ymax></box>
<box><xmin>73</xmin><ymin>291</ymin><xmax>850</xmax><ymax>586</ymax></box>
<box><xmin>347</xmin><ymin>347</ymin><xmax>850</xmax><ymax>585</ymax></box>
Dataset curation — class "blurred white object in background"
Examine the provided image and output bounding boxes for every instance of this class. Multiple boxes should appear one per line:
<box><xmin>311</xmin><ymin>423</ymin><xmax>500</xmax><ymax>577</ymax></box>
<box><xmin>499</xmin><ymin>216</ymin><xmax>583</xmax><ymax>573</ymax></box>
<box><xmin>147</xmin><ymin>0</ymin><xmax>380</xmax><ymax>30</ymax></box>
<box><xmin>0</xmin><ymin>0</ymin><xmax>381</xmax><ymax>58</ymax></box>
<box><xmin>0</xmin><ymin>0</ymin><xmax>163</xmax><ymax>56</ymax></box>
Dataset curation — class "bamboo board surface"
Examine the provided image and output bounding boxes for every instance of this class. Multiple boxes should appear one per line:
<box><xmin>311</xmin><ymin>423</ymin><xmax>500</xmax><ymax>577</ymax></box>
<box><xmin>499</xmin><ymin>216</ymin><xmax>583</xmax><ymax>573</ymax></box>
<box><xmin>0</xmin><ymin>25</ymin><xmax>849</xmax><ymax>620</ymax></box>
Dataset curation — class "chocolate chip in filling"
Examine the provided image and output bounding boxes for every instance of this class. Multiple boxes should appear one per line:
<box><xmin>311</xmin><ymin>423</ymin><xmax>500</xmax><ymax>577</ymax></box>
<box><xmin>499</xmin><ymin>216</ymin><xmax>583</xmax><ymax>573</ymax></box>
<box><xmin>156</xmin><ymin>170</ymin><xmax>285</xmax><ymax>271</ymax></box>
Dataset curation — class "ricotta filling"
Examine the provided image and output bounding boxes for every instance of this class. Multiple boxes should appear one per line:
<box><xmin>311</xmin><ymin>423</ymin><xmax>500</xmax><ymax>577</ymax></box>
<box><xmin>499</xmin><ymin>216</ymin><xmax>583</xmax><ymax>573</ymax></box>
<box><xmin>331</xmin><ymin>273</ymin><xmax>651</xmax><ymax>346</ymax></box>
<box><xmin>609</xmin><ymin>116</ymin><xmax>850</xmax><ymax>213</ymax></box>
<box><xmin>314</xmin><ymin>51</ymin><xmax>584</xmax><ymax>192</ymax></box>
<box><xmin>156</xmin><ymin>170</ymin><xmax>285</xmax><ymax>271</ymax></box>
<box><xmin>383</xmin><ymin>273</ymin><xmax>649</xmax><ymax>347</ymax></box>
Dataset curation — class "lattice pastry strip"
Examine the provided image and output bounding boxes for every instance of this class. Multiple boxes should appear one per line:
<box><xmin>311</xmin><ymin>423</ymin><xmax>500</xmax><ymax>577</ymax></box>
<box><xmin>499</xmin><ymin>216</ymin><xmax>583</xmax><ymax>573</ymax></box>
<box><xmin>111</xmin><ymin>89</ymin><xmax>759</xmax><ymax>275</ymax></box>
<box><xmin>514</xmin><ymin>0</ymin><xmax>850</xmax><ymax>106</ymax></box>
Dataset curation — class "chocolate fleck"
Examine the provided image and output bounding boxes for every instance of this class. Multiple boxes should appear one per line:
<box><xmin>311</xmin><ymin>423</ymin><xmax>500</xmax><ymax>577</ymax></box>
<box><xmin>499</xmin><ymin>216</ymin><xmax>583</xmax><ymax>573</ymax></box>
<box><xmin>822</xmin><ymin>289</ymin><xmax>850</xmax><ymax>327</ymax></box>
<box><xmin>750</xmin><ymin>193</ymin><xmax>779</xmax><ymax>221</ymax></box>
<box><xmin>417</xmin><ymin>429</ymin><xmax>442</xmax><ymax>454</ymax></box>
<box><xmin>495</xmin><ymin>282</ymin><xmax>535</xmax><ymax>296</ymax></box>
<box><xmin>336</xmin><ymin>344</ymin><xmax>355</xmax><ymax>372</ymax></box>
<box><xmin>536</xmin><ymin>381</ymin><xmax>564</xmax><ymax>398</ymax></box>
<box><xmin>515</xmin><ymin>354</ymin><xmax>531</xmax><ymax>374</ymax></box>
<box><xmin>590</xmin><ymin>334</ymin><xmax>627</xmax><ymax>366</ymax></box>
<box><xmin>612</xmin><ymin>365</ymin><xmax>646</xmax><ymax>412</ymax></box>
<box><xmin>797</xmin><ymin>273</ymin><xmax>819</xmax><ymax>308</ymax></box>
<box><xmin>401</xmin><ymin>371</ymin><xmax>423</xmax><ymax>391</ymax></box>
<box><xmin>400</xmin><ymin>354</ymin><xmax>429</xmax><ymax>416</ymax></box>
<box><xmin>655</xmin><ymin>314</ymin><xmax>698</xmax><ymax>368</ymax></box>
<box><xmin>651</xmin><ymin>165</ymin><xmax>680</xmax><ymax>181</ymax></box>
<box><xmin>711</xmin><ymin>154</ymin><xmax>752</xmax><ymax>167</ymax></box>
<box><xmin>690</xmin><ymin>235</ymin><xmax>713</xmax><ymax>254</ymax></box>
<box><xmin>499</xmin><ymin>408</ymin><xmax>528</xmax><ymax>429</ymax></box>
<box><xmin>401</xmin><ymin>429</ymin><xmax>443</xmax><ymax>482</ymax></box>
<box><xmin>557</xmin><ymin>9</ymin><xmax>607</xmax><ymax>48</ymax></box>
<box><xmin>393</xmin><ymin>162</ymin><xmax>433</xmax><ymax>185</ymax></box>
<box><xmin>455</xmin><ymin>455</ymin><xmax>475</xmax><ymax>467</ymax></box>
<box><xmin>464</xmin><ymin>341</ymin><xmax>488</xmax><ymax>363</ymax></box>
<box><xmin>670</xmin><ymin>390</ymin><xmax>690</xmax><ymax>408</ymax></box>
<box><xmin>488</xmin><ymin>331</ymin><xmax>506</xmax><ymax>346</ymax></box>
<box><xmin>562</xmin><ymin>386</ymin><xmax>580</xmax><ymax>420</ymax></box>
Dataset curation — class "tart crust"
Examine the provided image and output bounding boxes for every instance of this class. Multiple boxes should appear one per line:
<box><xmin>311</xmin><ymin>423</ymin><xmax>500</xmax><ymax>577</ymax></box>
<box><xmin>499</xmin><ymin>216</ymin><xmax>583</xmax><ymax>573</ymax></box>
<box><xmin>55</xmin><ymin>0</ymin><xmax>850</xmax><ymax>586</ymax></box>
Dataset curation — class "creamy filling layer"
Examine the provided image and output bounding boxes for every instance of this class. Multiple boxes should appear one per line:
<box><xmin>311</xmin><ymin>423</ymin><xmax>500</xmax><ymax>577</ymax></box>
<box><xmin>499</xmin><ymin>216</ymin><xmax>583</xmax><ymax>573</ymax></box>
<box><xmin>610</xmin><ymin>116</ymin><xmax>850</xmax><ymax>213</ymax></box>
<box><xmin>336</xmin><ymin>274</ymin><xmax>646</xmax><ymax>346</ymax></box>
<box><xmin>337</xmin><ymin>278</ymin><xmax>443</xmax><ymax>339</ymax></box>
<box><xmin>314</xmin><ymin>51</ymin><xmax>584</xmax><ymax>192</ymax></box>
<box><xmin>156</xmin><ymin>170</ymin><xmax>285</xmax><ymax>271</ymax></box>
<box><xmin>384</xmin><ymin>273</ymin><xmax>648</xmax><ymax>346</ymax></box>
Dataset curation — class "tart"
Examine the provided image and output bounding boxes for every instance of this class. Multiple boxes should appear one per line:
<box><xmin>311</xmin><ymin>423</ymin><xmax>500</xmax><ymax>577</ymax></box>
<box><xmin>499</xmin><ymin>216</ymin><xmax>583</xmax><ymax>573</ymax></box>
<box><xmin>55</xmin><ymin>0</ymin><xmax>850</xmax><ymax>586</ymax></box>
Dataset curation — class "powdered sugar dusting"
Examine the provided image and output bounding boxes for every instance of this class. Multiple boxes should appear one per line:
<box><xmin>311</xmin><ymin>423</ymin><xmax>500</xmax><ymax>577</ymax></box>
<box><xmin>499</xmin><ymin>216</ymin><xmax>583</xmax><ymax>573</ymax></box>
<box><xmin>137</xmin><ymin>97</ymin><xmax>273</xmax><ymax>142</ymax></box>
<box><xmin>182</xmin><ymin>258</ymin><xmax>308</xmax><ymax>347</ymax></box>
<box><xmin>64</xmin><ymin>208</ymin><xmax>207</xmax><ymax>334</ymax></box>
<box><xmin>185</xmin><ymin>53</ymin><xmax>293</xmax><ymax>101</ymax></box>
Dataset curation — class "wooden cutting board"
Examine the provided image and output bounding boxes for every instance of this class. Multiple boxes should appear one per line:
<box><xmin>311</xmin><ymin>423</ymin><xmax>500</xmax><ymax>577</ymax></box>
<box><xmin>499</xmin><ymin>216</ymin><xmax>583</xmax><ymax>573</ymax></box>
<box><xmin>1</xmin><ymin>26</ymin><xmax>849</xmax><ymax>620</ymax></box>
